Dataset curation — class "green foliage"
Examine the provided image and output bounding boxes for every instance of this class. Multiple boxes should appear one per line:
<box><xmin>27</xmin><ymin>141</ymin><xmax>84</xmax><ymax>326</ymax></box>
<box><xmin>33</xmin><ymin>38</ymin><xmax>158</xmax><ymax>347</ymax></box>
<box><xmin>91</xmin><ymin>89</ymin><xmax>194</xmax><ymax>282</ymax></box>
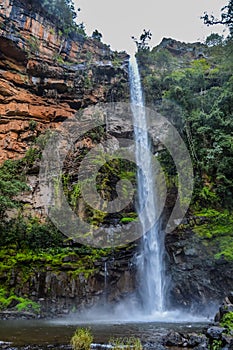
<box><xmin>209</xmin><ymin>339</ymin><xmax>222</xmax><ymax>350</ymax></box>
<box><xmin>0</xmin><ymin>288</ymin><xmax>40</xmax><ymax>314</ymax></box>
<box><xmin>30</xmin><ymin>0</ymin><xmax>83</xmax><ymax>37</ymax></box>
<box><xmin>71</xmin><ymin>328</ymin><xmax>93</xmax><ymax>350</ymax></box>
<box><xmin>29</xmin><ymin>119</ymin><xmax>37</xmax><ymax>131</ymax></box>
<box><xmin>205</xmin><ymin>33</ymin><xmax>224</xmax><ymax>47</ymax></box>
<box><xmin>27</xmin><ymin>35</ymin><xmax>40</xmax><ymax>54</ymax></box>
<box><xmin>76</xmin><ymin>23</ymin><xmax>87</xmax><ymax>37</ymax></box>
<box><xmin>120</xmin><ymin>217</ymin><xmax>137</xmax><ymax>224</ymax></box>
<box><xmin>0</xmin><ymin>216</ymin><xmax>64</xmax><ymax>250</ymax></box>
<box><xmin>62</xmin><ymin>150</ymin><xmax>137</xmax><ymax>227</ymax></box>
<box><xmin>53</xmin><ymin>53</ymin><xmax>65</xmax><ymax>64</ymax></box>
<box><xmin>132</xmin><ymin>29</ymin><xmax>152</xmax><ymax>51</ymax></box>
<box><xmin>92</xmin><ymin>29</ymin><xmax>102</xmax><ymax>42</ymax></box>
<box><xmin>220</xmin><ymin>312</ymin><xmax>233</xmax><ymax>332</ymax></box>
<box><xmin>202</xmin><ymin>0</ymin><xmax>233</xmax><ymax>36</ymax></box>
<box><xmin>139</xmin><ymin>35</ymin><xmax>233</xmax><ymax>210</ymax></box>
<box><xmin>193</xmin><ymin>209</ymin><xmax>233</xmax><ymax>261</ymax></box>
<box><xmin>109</xmin><ymin>337</ymin><xmax>142</xmax><ymax>350</ymax></box>
<box><xmin>23</xmin><ymin>147</ymin><xmax>41</xmax><ymax>165</ymax></box>
<box><xmin>0</xmin><ymin>160</ymin><xmax>29</xmax><ymax>219</ymax></box>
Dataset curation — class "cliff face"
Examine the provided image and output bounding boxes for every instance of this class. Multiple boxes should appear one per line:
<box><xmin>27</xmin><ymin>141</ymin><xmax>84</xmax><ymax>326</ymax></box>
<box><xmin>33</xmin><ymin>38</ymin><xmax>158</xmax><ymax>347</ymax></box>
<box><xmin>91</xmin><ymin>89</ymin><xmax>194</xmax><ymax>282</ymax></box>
<box><xmin>0</xmin><ymin>0</ymin><xmax>135</xmax><ymax>317</ymax></box>
<box><xmin>0</xmin><ymin>0</ymin><xmax>129</xmax><ymax>163</ymax></box>
<box><xmin>0</xmin><ymin>1</ymin><xmax>232</xmax><ymax>319</ymax></box>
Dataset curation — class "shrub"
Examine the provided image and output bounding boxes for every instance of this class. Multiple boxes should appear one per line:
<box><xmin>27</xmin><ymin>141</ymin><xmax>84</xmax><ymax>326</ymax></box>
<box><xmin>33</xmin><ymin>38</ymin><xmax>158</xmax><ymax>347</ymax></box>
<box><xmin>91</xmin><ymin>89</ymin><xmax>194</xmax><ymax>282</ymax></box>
<box><xmin>71</xmin><ymin>328</ymin><xmax>93</xmax><ymax>350</ymax></box>
<box><xmin>220</xmin><ymin>311</ymin><xmax>233</xmax><ymax>332</ymax></box>
<box><xmin>109</xmin><ymin>337</ymin><xmax>142</xmax><ymax>350</ymax></box>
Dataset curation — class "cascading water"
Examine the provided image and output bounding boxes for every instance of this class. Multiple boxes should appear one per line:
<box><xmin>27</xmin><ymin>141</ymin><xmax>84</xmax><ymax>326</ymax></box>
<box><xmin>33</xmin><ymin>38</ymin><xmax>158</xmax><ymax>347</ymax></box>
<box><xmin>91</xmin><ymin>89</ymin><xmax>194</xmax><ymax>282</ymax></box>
<box><xmin>104</xmin><ymin>261</ymin><xmax>108</xmax><ymax>302</ymax></box>
<box><xmin>129</xmin><ymin>55</ymin><xmax>165</xmax><ymax>314</ymax></box>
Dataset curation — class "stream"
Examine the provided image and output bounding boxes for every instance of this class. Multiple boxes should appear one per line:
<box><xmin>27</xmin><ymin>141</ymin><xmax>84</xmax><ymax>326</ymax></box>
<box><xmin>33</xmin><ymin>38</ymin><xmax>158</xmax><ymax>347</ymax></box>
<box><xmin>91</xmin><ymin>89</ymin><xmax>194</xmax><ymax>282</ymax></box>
<box><xmin>0</xmin><ymin>319</ymin><xmax>208</xmax><ymax>349</ymax></box>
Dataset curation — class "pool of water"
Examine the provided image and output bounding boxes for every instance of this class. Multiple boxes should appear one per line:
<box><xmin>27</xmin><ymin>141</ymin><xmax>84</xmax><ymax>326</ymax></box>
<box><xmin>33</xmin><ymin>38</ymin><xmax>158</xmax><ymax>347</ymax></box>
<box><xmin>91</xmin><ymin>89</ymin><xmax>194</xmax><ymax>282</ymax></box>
<box><xmin>0</xmin><ymin>318</ymin><xmax>208</xmax><ymax>348</ymax></box>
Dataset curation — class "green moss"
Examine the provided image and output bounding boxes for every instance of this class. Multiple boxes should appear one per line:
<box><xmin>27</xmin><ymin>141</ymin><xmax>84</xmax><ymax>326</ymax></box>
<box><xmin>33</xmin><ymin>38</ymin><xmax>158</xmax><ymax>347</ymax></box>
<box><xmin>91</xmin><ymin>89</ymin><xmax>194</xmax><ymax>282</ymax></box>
<box><xmin>120</xmin><ymin>217</ymin><xmax>137</xmax><ymax>224</ymax></box>
<box><xmin>16</xmin><ymin>298</ymin><xmax>40</xmax><ymax>314</ymax></box>
<box><xmin>0</xmin><ymin>246</ymin><xmax>112</xmax><ymax>301</ymax></box>
<box><xmin>193</xmin><ymin>209</ymin><xmax>233</xmax><ymax>261</ymax></box>
<box><xmin>0</xmin><ymin>288</ymin><xmax>40</xmax><ymax>314</ymax></box>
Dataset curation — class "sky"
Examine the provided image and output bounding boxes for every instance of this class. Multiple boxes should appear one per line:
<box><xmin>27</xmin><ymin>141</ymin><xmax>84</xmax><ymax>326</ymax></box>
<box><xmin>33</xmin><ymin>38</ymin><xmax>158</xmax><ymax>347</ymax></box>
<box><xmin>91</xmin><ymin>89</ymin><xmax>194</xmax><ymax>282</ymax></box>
<box><xmin>74</xmin><ymin>0</ymin><xmax>228</xmax><ymax>54</ymax></box>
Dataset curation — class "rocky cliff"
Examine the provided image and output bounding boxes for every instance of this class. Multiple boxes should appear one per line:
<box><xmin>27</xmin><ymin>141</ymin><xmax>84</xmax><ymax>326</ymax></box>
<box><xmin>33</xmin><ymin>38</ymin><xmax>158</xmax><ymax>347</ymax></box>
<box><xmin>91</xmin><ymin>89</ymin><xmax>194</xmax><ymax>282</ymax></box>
<box><xmin>0</xmin><ymin>0</ymin><xmax>232</xmax><ymax>320</ymax></box>
<box><xmin>0</xmin><ymin>0</ymin><xmax>129</xmax><ymax>163</ymax></box>
<box><xmin>0</xmin><ymin>0</ymin><xmax>134</xmax><ymax>316</ymax></box>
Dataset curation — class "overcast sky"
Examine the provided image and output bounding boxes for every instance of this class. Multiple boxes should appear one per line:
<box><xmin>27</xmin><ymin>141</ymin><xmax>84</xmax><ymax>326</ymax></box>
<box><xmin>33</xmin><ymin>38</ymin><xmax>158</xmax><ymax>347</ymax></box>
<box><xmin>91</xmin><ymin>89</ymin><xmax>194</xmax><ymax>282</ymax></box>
<box><xmin>74</xmin><ymin>0</ymin><xmax>228</xmax><ymax>54</ymax></box>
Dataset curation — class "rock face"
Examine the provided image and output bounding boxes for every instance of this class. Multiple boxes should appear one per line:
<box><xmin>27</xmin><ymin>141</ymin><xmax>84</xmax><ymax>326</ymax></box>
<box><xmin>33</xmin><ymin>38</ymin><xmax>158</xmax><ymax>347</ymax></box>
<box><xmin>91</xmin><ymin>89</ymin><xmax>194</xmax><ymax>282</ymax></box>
<box><xmin>0</xmin><ymin>246</ymin><xmax>137</xmax><ymax>318</ymax></box>
<box><xmin>0</xmin><ymin>0</ymin><xmax>233</xmax><ymax>318</ymax></box>
<box><xmin>0</xmin><ymin>0</ymin><xmax>129</xmax><ymax>163</ymax></box>
<box><xmin>0</xmin><ymin>0</ymin><xmax>134</xmax><ymax>316</ymax></box>
<box><xmin>156</xmin><ymin>37</ymin><xmax>206</xmax><ymax>58</ymax></box>
<box><xmin>166</xmin><ymin>228</ymin><xmax>233</xmax><ymax>313</ymax></box>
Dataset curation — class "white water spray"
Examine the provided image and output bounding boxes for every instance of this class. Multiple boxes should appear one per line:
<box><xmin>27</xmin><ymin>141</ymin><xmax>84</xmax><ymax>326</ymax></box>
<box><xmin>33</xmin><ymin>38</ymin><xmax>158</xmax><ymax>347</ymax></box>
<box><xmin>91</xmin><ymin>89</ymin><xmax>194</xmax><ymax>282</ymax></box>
<box><xmin>129</xmin><ymin>55</ymin><xmax>165</xmax><ymax>314</ymax></box>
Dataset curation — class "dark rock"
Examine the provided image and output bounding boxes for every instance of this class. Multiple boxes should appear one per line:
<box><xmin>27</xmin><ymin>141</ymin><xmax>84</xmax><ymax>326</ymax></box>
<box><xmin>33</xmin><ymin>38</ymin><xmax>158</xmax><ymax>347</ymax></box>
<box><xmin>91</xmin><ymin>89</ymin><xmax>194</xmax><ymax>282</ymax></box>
<box><xmin>166</xmin><ymin>229</ymin><xmax>233</xmax><ymax>311</ymax></box>
<box><xmin>214</xmin><ymin>292</ymin><xmax>233</xmax><ymax>322</ymax></box>
<box><xmin>0</xmin><ymin>310</ymin><xmax>37</xmax><ymax>320</ymax></box>
<box><xmin>206</xmin><ymin>326</ymin><xmax>226</xmax><ymax>340</ymax></box>
<box><xmin>228</xmin><ymin>292</ymin><xmax>233</xmax><ymax>304</ymax></box>
<box><xmin>188</xmin><ymin>334</ymin><xmax>207</xmax><ymax>347</ymax></box>
<box><xmin>163</xmin><ymin>331</ymin><xmax>184</xmax><ymax>346</ymax></box>
<box><xmin>222</xmin><ymin>334</ymin><xmax>233</xmax><ymax>348</ymax></box>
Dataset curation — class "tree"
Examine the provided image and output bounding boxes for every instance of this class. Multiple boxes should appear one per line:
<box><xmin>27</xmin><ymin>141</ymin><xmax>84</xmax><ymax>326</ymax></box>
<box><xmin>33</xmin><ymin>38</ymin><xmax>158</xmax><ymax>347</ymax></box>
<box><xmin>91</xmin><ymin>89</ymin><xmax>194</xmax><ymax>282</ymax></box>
<box><xmin>92</xmin><ymin>29</ymin><xmax>102</xmax><ymax>42</ymax></box>
<box><xmin>33</xmin><ymin>0</ymin><xmax>82</xmax><ymax>35</ymax></box>
<box><xmin>202</xmin><ymin>0</ymin><xmax>233</xmax><ymax>35</ymax></box>
<box><xmin>205</xmin><ymin>33</ymin><xmax>224</xmax><ymax>47</ymax></box>
<box><xmin>132</xmin><ymin>29</ymin><xmax>152</xmax><ymax>51</ymax></box>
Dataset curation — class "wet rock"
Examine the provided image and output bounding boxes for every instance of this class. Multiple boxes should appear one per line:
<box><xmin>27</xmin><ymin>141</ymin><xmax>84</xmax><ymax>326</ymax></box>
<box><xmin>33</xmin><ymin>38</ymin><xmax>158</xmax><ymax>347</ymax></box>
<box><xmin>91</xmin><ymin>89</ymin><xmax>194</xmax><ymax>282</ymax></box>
<box><xmin>206</xmin><ymin>326</ymin><xmax>226</xmax><ymax>340</ymax></box>
<box><xmin>166</xmin><ymin>230</ymin><xmax>233</xmax><ymax>311</ymax></box>
<box><xmin>214</xmin><ymin>292</ymin><xmax>233</xmax><ymax>322</ymax></box>
<box><xmin>0</xmin><ymin>310</ymin><xmax>38</xmax><ymax>320</ymax></box>
<box><xmin>222</xmin><ymin>334</ymin><xmax>233</xmax><ymax>349</ymax></box>
<box><xmin>228</xmin><ymin>292</ymin><xmax>233</xmax><ymax>304</ymax></box>
<box><xmin>188</xmin><ymin>334</ymin><xmax>207</xmax><ymax>347</ymax></box>
<box><xmin>163</xmin><ymin>331</ymin><xmax>184</xmax><ymax>346</ymax></box>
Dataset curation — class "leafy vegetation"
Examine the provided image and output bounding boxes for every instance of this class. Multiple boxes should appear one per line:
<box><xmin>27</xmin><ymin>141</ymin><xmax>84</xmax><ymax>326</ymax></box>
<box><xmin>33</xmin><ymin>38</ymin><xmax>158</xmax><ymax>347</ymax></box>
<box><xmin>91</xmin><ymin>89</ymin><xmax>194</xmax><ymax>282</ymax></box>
<box><xmin>137</xmin><ymin>31</ymin><xmax>233</xmax><ymax>212</ymax></box>
<box><xmin>70</xmin><ymin>329</ymin><xmax>142</xmax><ymax>350</ymax></box>
<box><xmin>37</xmin><ymin>0</ymin><xmax>78</xmax><ymax>34</ymax></box>
<box><xmin>109</xmin><ymin>337</ymin><xmax>142</xmax><ymax>350</ymax></box>
<box><xmin>202</xmin><ymin>0</ymin><xmax>233</xmax><ymax>35</ymax></box>
<box><xmin>92</xmin><ymin>29</ymin><xmax>102</xmax><ymax>42</ymax></box>
<box><xmin>193</xmin><ymin>210</ymin><xmax>233</xmax><ymax>261</ymax></box>
<box><xmin>133</xmin><ymin>3</ymin><xmax>233</xmax><ymax>260</ymax></box>
<box><xmin>220</xmin><ymin>311</ymin><xmax>233</xmax><ymax>332</ymax></box>
<box><xmin>132</xmin><ymin>29</ymin><xmax>152</xmax><ymax>51</ymax></box>
<box><xmin>0</xmin><ymin>159</ymin><xmax>29</xmax><ymax>219</ymax></box>
<box><xmin>71</xmin><ymin>328</ymin><xmax>93</xmax><ymax>350</ymax></box>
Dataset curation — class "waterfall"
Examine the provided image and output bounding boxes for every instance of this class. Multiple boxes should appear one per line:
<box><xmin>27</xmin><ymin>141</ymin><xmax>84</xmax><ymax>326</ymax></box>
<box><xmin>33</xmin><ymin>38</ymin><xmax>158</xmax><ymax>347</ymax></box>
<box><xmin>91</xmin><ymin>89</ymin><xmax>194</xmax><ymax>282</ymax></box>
<box><xmin>129</xmin><ymin>55</ymin><xmax>165</xmax><ymax>314</ymax></box>
<box><xmin>104</xmin><ymin>261</ymin><xmax>108</xmax><ymax>302</ymax></box>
